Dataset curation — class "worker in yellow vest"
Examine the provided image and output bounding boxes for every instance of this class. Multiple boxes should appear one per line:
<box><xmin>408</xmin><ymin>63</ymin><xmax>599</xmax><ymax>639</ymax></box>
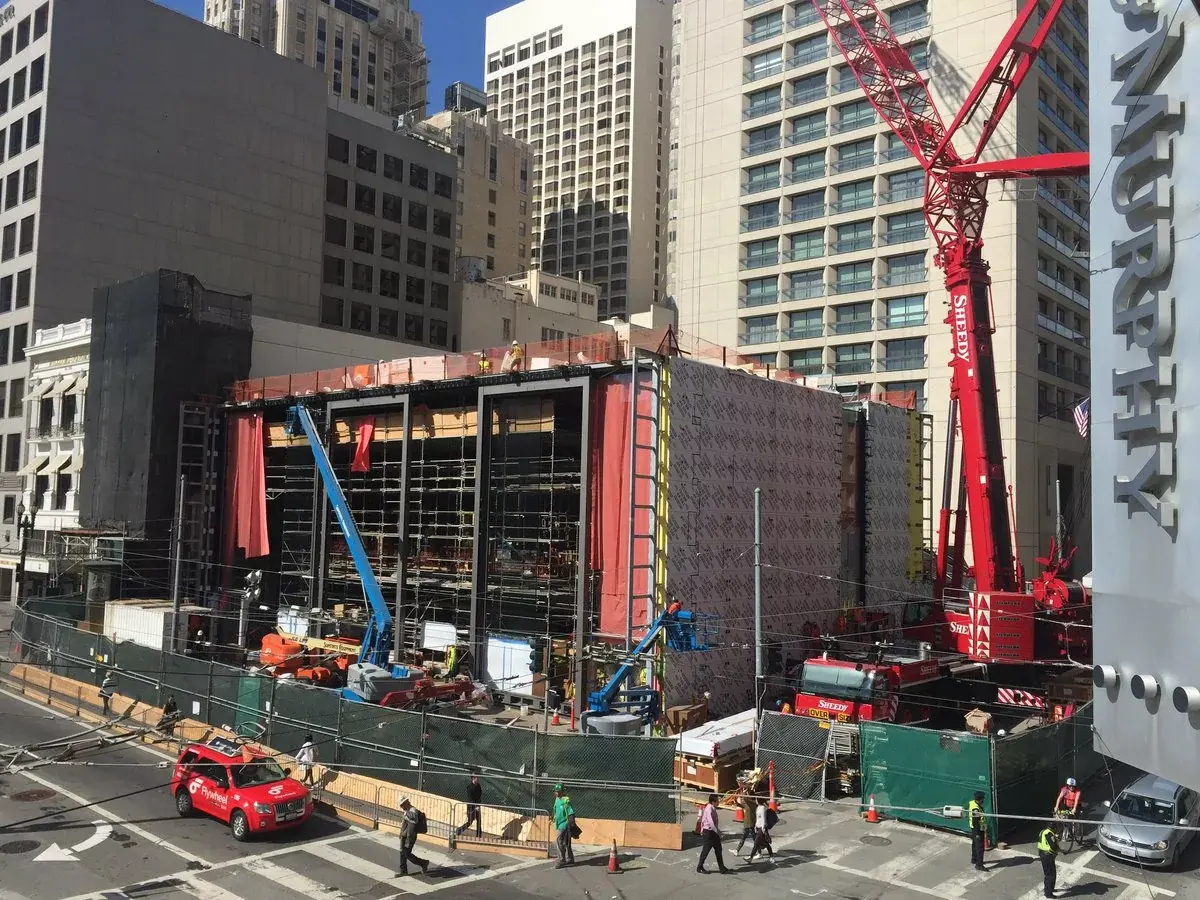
<box><xmin>968</xmin><ymin>791</ymin><xmax>988</xmax><ymax>871</ymax></box>
<box><xmin>1037</xmin><ymin>824</ymin><xmax>1060</xmax><ymax>897</ymax></box>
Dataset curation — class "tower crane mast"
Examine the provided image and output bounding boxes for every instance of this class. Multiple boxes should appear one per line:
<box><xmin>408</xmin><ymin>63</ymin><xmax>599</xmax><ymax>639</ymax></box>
<box><xmin>809</xmin><ymin>0</ymin><xmax>1089</xmax><ymax>660</ymax></box>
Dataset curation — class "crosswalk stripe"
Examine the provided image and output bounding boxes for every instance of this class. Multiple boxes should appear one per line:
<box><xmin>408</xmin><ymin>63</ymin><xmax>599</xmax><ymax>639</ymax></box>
<box><xmin>241</xmin><ymin>857</ymin><xmax>356</xmax><ymax>900</ymax></box>
<box><xmin>177</xmin><ymin>878</ymin><xmax>244</xmax><ymax>900</ymax></box>
<box><xmin>303</xmin><ymin>841</ymin><xmax>397</xmax><ymax>885</ymax></box>
<box><xmin>860</xmin><ymin>837</ymin><xmax>953</xmax><ymax>883</ymax></box>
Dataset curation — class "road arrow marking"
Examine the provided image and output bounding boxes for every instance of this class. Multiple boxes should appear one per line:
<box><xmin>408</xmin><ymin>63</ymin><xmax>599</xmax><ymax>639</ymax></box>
<box><xmin>33</xmin><ymin>820</ymin><xmax>113</xmax><ymax>862</ymax></box>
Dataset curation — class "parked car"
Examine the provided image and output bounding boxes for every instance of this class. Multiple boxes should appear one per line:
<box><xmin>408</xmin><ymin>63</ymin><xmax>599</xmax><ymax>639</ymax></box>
<box><xmin>1097</xmin><ymin>774</ymin><xmax>1198</xmax><ymax>869</ymax></box>
<box><xmin>171</xmin><ymin>737</ymin><xmax>313</xmax><ymax>841</ymax></box>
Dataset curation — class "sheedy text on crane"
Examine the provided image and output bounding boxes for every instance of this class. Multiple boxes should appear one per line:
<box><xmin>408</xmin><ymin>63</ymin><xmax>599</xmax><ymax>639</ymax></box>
<box><xmin>1106</xmin><ymin>0</ymin><xmax>1184</xmax><ymax>535</ymax></box>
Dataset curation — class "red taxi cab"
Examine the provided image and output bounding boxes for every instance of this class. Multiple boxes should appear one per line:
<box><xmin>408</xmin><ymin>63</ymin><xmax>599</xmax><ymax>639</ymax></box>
<box><xmin>172</xmin><ymin>737</ymin><xmax>313</xmax><ymax>841</ymax></box>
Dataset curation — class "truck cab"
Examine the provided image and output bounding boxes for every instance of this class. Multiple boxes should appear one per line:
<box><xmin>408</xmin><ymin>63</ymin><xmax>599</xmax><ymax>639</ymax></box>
<box><xmin>793</xmin><ymin>660</ymin><xmax>899</xmax><ymax>723</ymax></box>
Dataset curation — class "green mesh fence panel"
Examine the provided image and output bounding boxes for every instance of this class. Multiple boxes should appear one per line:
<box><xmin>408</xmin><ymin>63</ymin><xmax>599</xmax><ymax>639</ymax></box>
<box><xmin>538</xmin><ymin>732</ymin><xmax>678</xmax><ymax>824</ymax></box>
<box><xmin>992</xmin><ymin>704</ymin><xmax>1102</xmax><ymax>837</ymax></box>
<box><xmin>207</xmin><ymin>666</ymin><xmax>269</xmax><ymax>737</ymax></box>
<box><xmin>112</xmin><ymin>641</ymin><xmax>163</xmax><ymax>706</ymax></box>
<box><xmin>57</xmin><ymin>628</ymin><xmax>105</xmax><ymax>685</ymax></box>
<box><xmin>268</xmin><ymin>680</ymin><xmax>342</xmax><ymax>758</ymax></box>
<box><xmin>859</xmin><ymin>722</ymin><xmax>992</xmax><ymax>834</ymax></box>
<box><xmin>159</xmin><ymin>652</ymin><xmax>213</xmax><ymax>723</ymax></box>
<box><xmin>337</xmin><ymin>701</ymin><xmax>423</xmax><ymax>790</ymax></box>
<box><xmin>757</xmin><ymin>712</ymin><xmax>831</xmax><ymax>802</ymax></box>
<box><xmin>421</xmin><ymin>714</ymin><xmax>538</xmax><ymax>810</ymax></box>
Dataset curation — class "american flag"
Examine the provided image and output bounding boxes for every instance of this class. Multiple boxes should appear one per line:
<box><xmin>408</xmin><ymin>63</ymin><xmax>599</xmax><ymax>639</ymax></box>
<box><xmin>1073</xmin><ymin>397</ymin><xmax>1090</xmax><ymax>439</ymax></box>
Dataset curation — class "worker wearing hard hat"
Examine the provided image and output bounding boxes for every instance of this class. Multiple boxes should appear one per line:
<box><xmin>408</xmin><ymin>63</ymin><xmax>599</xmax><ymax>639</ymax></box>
<box><xmin>501</xmin><ymin>340</ymin><xmax>524</xmax><ymax>373</ymax></box>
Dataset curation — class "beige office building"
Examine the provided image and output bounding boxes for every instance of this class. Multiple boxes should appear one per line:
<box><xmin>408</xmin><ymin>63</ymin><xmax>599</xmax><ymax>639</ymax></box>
<box><xmin>204</xmin><ymin>0</ymin><xmax>429</xmax><ymax>118</ymax></box>
<box><xmin>484</xmin><ymin>0</ymin><xmax>673</xmax><ymax>320</ymax></box>
<box><xmin>424</xmin><ymin>108</ymin><xmax>534</xmax><ymax>278</ymax></box>
<box><xmin>671</xmin><ymin>0</ymin><xmax>1093</xmax><ymax>574</ymax></box>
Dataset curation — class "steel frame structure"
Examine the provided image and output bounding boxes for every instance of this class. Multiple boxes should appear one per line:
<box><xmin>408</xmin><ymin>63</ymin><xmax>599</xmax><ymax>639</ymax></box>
<box><xmin>811</xmin><ymin>0</ymin><xmax>1087</xmax><ymax>602</ymax></box>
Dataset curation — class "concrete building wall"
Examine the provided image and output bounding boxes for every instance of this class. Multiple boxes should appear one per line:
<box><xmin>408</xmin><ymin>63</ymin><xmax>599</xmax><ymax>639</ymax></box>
<box><xmin>425</xmin><ymin>109</ymin><xmax>533</xmax><ymax>278</ymax></box>
<box><xmin>249</xmin><ymin>316</ymin><xmax>434</xmax><ymax>379</ymax></box>
<box><xmin>663</xmin><ymin>357</ymin><xmax>843</xmax><ymax>717</ymax></box>
<box><xmin>1090</xmin><ymin>0</ymin><xmax>1199</xmax><ymax>791</ymax></box>
<box><xmin>670</xmin><ymin>0</ymin><xmax>1092</xmax><ymax>577</ymax></box>
<box><xmin>458</xmin><ymin>274</ymin><xmax>609</xmax><ymax>351</ymax></box>
<box><xmin>485</xmin><ymin>0</ymin><xmax>672</xmax><ymax>319</ymax></box>
<box><xmin>321</xmin><ymin>103</ymin><xmax>461</xmax><ymax>350</ymax></box>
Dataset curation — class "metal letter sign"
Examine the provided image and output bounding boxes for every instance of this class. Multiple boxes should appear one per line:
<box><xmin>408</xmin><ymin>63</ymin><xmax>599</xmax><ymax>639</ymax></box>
<box><xmin>1107</xmin><ymin>0</ymin><xmax>1185</xmax><ymax>535</ymax></box>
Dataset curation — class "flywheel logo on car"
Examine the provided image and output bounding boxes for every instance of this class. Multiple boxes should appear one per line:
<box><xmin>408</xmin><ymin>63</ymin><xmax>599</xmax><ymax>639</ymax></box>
<box><xmin>268</xmin><ymin>785</ymin><xmax>285</xmax><ymax>796</ymax></box>
<box><xmin>188</xmin><ymin>781</ymin><xmax>200</xmax><ymax>794</ymax></box>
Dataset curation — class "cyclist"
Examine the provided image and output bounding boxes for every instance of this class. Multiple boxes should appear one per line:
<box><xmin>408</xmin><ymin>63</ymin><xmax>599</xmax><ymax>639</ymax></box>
<box><xmin>1053</xmin><ymin>777</ymin><xmax>1083</xmax><ymax>844</ymax></box>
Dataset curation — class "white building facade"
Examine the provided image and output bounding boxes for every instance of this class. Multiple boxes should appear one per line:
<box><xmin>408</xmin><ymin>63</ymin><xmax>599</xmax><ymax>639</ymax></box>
<box><xmin>485</xmin><ymin>0</ymin><xmax>673</xmax><ymax>320</ymax></box>
<box><xmin>670</xmin><ymin>0</ymin><xmax>1093</xmax><ymax>575</ymax></box>
<box><xmin>1090</xmin><ymin>0</ymin><xmax>1200</xmax><ymax>791</ymax></box>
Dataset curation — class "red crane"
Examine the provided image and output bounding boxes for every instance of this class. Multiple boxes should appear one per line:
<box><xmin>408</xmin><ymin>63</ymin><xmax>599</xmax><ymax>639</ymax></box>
<box><xmin>810</xmin><ymin>0</ymin><xmax>1089</xmax><ymax>661</ymax></box>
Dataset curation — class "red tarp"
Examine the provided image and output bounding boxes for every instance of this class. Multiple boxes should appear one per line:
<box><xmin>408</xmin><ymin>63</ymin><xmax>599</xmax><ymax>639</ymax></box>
<box><xmin>588</xmin><ymin>373</ymin><xmax>657</xmax><ymax>638</ymax></box>
<box><xmin>229</xmin><ymin>412</ymin><xmax>270</xmax><ymax>560</ymax></box>
<box><xmin>351</xmin><ymin>417</ymin><xmax>376</xmax><ymax>473</ymax></box>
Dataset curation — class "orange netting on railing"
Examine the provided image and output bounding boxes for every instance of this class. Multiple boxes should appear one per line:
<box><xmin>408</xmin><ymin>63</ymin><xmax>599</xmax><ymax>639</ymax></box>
<box><xmin>227</xmin><ymin>325</ymin><xmax>916</xmax><ymax>412</ymax></box>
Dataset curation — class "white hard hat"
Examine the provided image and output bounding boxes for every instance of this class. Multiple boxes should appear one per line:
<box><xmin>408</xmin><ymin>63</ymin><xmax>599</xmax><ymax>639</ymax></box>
<box><xmin>1066</xmin><ymin>777</ymin><xmax>1077</xmax><ymax>787</ymax></box>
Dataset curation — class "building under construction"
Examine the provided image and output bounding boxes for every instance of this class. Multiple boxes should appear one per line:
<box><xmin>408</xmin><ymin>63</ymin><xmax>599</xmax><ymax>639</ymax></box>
<box><xmin>183</xmin><ymin>329</ymin><xmax>929</xmax><ymax>716</ymax></box>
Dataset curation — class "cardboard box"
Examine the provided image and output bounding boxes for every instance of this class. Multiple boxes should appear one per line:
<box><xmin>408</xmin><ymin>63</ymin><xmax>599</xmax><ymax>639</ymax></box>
<box><xmin>665</xmin><ymin>702</ymin><xmax>708</xmax><ymax>735</ymax></box>
<box><xmin>965</xmin><ymin>708</ymin><xmax>992</xmax><ymax>734</ymax></box>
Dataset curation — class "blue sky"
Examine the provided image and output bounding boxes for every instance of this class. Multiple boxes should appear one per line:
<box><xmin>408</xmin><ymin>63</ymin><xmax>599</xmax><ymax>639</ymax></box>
<box><xmin>158</xmin><ymin>0</ymin><xmax>512</xmax><ymax>107</ymax></box>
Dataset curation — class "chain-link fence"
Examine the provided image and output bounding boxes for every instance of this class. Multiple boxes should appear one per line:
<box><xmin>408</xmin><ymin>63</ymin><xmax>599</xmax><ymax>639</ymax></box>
<box><xmin>10</xmin><ymin>609</ymin><xmax>678</xmax><ymax>825</ymax></box>
<box><xmin>756</xmin><ymin>711</ymin><xmax>832</xmax><ymax>802</ymax></box>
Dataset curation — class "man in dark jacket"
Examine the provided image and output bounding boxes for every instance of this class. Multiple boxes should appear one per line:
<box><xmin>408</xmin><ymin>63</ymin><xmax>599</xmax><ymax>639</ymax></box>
<box><xmin>456</xmin><ymin>774</ymin><xmax>483</xmax><ymax>838</ymax></box>
<box><xmin>397</xmin><ymin>797</ymin><xmax>430</xmax><ymax>877</ymax></box>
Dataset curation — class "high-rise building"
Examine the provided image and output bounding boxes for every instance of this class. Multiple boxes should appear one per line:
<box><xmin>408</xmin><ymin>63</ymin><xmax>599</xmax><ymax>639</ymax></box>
<box><xmin>671</xmin><ymin>0</ymin><xmax>1092</xmax><ymax>574</ymax></box>
<box><xmin>424</xmin><ymin>108</ymin><xmax>533</xmax><ymax>278</ymax></box>
<box><xmin>444</xmin><ymin>81</ymin><xmax>488</xmax><ymax>114</ymax></box>
<box><xmin>484</xmin><ymin>0</ymin><xmax>673</xmax><ymax>320</ymax></box>
<box><xmin>204</xmin><ymin>0</ymin><xmax>429</xmax><ymax>119</ymax></box>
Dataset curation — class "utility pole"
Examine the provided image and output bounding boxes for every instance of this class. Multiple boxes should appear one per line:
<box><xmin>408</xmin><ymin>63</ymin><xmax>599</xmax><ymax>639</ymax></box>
<box><xmin>170</xmin><ymin>474</ymin><xmax>185</xmax><ymax>653</ymax></box>
<box><xmin>754</xmin><ymin>487</ymin><xmax>763</xmax><ymax>707</ymax></box>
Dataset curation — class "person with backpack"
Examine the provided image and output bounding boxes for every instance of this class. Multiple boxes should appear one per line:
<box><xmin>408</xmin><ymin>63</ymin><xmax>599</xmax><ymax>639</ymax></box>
<box><xmin>747</xmin><ymin>797</ymin><xmax>777</xmax><ymax>862</ymax></box>
<box><xmin>396</xmin><ymin>797</ymin><xmax>430</xmax><ymax>877</ymax></box>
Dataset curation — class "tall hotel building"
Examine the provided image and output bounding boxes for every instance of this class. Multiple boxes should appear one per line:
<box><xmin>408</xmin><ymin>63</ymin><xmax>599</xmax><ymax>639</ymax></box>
<box><xmin>671</xmin><ymin>0</ymin><xmax>1093</xmax><ymax>573</ymax></box>
<box><xmin>485</xmin><ymin>0</ymin><xmax>673</xmax><ymax>319</ymax></box>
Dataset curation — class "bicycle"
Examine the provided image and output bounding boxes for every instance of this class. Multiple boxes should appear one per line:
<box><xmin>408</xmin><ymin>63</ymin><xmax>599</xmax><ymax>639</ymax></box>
<box><xmin>1054</xmin><ymin>808</ymin><xmax>1081</xmax><ymax>853</ymax></box>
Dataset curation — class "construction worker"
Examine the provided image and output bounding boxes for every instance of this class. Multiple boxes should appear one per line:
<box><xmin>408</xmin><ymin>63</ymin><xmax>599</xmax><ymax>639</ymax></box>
<box><xmin>553</xmin><ymin>783</ymin><xmax>576</xmax><ymax>868</ymax></box>
<box><xmin>501</xmin><ymin>340</ymin><xmax>524</xmax><ymax>373</ymax></box>
<box><xmin>445</xmin><ymin>644</ymin><xmax>459</xmax><ymax>678</ymax></box>
<box><xmin>1037</xmin><ymin>821</ymin><xmax>1060</xmax><ymax>897</ymax></box>
<box><xmin>99</xmin><ymin>670</ymin><xmax>116</xmax><ymax>717</ymax></box>
<box><xmin>160</xmin><ymin>694</ymin><xmax>179</xmax><ymax>737</ymax></box>
<box><xmin>968</xmin><ymin>790</ymin><xmax>988</xmax><ymax>871</ymax></box>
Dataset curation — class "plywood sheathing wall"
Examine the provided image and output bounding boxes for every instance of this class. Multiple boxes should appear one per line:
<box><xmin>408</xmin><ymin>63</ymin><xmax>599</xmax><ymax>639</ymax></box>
<box><xmin>663</xmin><ymin>357</ymin><xmax>844</xmax><ymax>718</ymax></box>
<box><xmin>863</xmin><ymin>402</ymin><xmax>932</xmax><ymax>617</ymax></box>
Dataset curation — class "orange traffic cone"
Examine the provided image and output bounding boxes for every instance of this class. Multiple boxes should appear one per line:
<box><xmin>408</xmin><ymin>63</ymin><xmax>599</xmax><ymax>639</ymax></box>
<box><xmin>768</xmin><ymin>763</ymin><xmax>779</xmax><ymax>813</ymax></box>
<box><xmin>551</xmin><ymin>709</ymin><xmax>561</xmax><ymax>726</ymax></box>
<box><xmin>734</xmin><ymin>804</ymin><xmax>745</xmax><ymax>823</ymax></box>
<box><xmin>607</xmin><ymin>839</ymin><xmax>622</xmax><ymax>873</ymax></box>
<box><xmin>866</xmin><ymin>795</ymin><xmax>880</xmax><ymax>824</ymax></box>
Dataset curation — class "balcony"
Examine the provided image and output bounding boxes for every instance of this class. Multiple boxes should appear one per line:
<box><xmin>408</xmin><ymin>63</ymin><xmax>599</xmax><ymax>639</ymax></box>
<box><xmin>1037</xmin><ymin>184</ymin><xmax>1089</xmax><ymax>232</ymax></box>
<box><xmin>783</xmin><ymin>323</ymin><xmax>824</xmax><ymax>340</ymax></box>
<box><xmin>880</xmin><ymin>311</ymin><xmax>927</xmax><ymax>329</ymax></box>
<box><xmin>1037</xmin><ymin>269</ymin><xmax>1089</xmax><ymax>309</ymax></box>
<box><xmin>788</xmin><ymin>45</ymin><xmax>828</xmax><ymax>68</ymax></box>
<box><xmin>829</xmin><ymin>194</ymin><xmax>873</xmax><ymax>214</ymax></box>
<box><xmin>1037</xmin><ymin>312</ymin><xmax>1089</xmax><ymax>347</ymax></box>
<box><xmin>746</xmin><ymin>22</ymin><xmax>786</xmax><ymax>46</ymax></box>
<box><xmin>831</xmin><ymin>115</ymin><xmax>876</xmax><ymax>134</ymax></box>
<box><xmin>831</xmin><ymin>318</ymin><xmax>873</xmax><ymax>335</ymax></box>
<box><xmin>789</xmin><ymin>362</ymin><xmax>825</xmax><ymax>376</ymax></box>
<box><xmin>891</xmin><ymin>13</ymin><xmax>930</xmax><ymax>35</ymax></box>
<box><xmin>742</xmin><ymin>252</ymin><xmax>780</xmax><ymax>270</ymax></box>
<box><xmin>831</xmin><ymin>152</ymin><xmax>876</xmax><ymax>173</ymax></box>
<box><xmin>1037</xmin><ymin>57</ymin><xmax>1087</xmax><ymax>115</ymax></box>
<box><xmin>879</xmin><ymin>268</ymin><xmax>928</xmax><ymax>287</ymax></box>
<box><xmin>832</xmin><ymin>78</ymin><xmax>859</xmax><ymax>97</ymax></box>
<box><xmin>745</xmin><ymin>136</ymin><xmax>783</xmax><ymax>157</ymax></box>
<box><xmin>745</xmin><ymin>0</ymin><xmax>779</xmax><ymax>7</ymax></box>
<box><xmin>784</xmin><ymin>165</ymin><xmax>826</xmax><ymax>184</ymax></box>
<box><xmin>788</xmin><ymin>84</ymin><xmax>828</xmax><ymax>106</ymax></box>
<box><xmin>745</xmin><ymin>60</ymin><xmax>786</xmax><ymax>83</ymax></box>
<box><xmin>879</xmin><ymin>354</ymin><xmax>927</xmax><ymax>372</ymax></box>
<box><xmin>831</xmin><ymin>278</ymin><xmax>873</xmax><ymax>295</ymax></box>
<box><xmin>740</xmin><ymin>329</ymin><xmax>780</xmax><ymax>345</ymax></box>
<box><xmin>743</xmin><ymin>176</ymin><xmax>782</xmax><ymax>195</ymax></box>
<box><xmin>879</xmin><ymin>184</ymin><xmax>923</xmax><ymax>205</ymax></box>
<box><xmin>880</xmin><ymin>226</ymin><xmax>926</xmax><ymax>245</ymax></box>
<box><xmin>782</xmin><ymin>282</ymin><xmax>826</xmax><ymax>301</ymax></box>
<box><xmin>783</xmin><ymin>205</ymin><xmax>825</xmax><ymax>224</ymax></box>
<box><xmin>1037</xmin><ymin>100</ymin><xmax>1087</xmax><ymax>151</ymax></box>
<box><xmin>783</xmin><ymin>245</ymin><xmax>824</xmax><ymax>262</ymax></box>
<box><xmin>832</xmin><ymin>358</ymin><xmax>873</xmax><ymax>375</ymax></box>
<box><xmin>1038</xmin><ymin>227</ymin><xmax>1088</xmax><ymax>265</ymax></box>
<box><xmin>1062</xmin><ymin>4</ymin><xmax>1088</xmax><ymax>38</ymax></box>
<box><xmin>787</xmin><ymin>125</ymin><xmax>827</xmax><ymax>146</ymax></box>
<box><xmin>741</xmin><ymin>292</ymin><xmax>779</xmax><ymax>308</ymax></box>
<box><xmin>831</xmin><ymin>235</ymin><xmax>873</xmax><ymax>253</ymax></box>
<box><xmin>789</xmin><ymin>7</ymin><xmax>821</xmax><ymax>28</ymax></box>
<box><xmin>744</xmin><ymin>98</ymin><xmax>784</xmax><ymax>120</ymax></box>
<box><xmin>742</xmin><ymin>213</ymin><xmax>781</xmax><ymax>232</ymax></box>
<box><xmin>882</xmin><ymin>144</ymin><xmax>913</xmax><ymax>162</ymax></box>
<box><xmin>1048</xmin><ymin>31</ymin><xmax>1087</xmax><ymax>76</ymax></box>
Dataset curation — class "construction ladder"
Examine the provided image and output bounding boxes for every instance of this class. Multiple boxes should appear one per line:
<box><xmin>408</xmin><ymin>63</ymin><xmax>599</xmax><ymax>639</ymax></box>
<box><xmin>626</xmin><ymin>351</ymin><xmax>666</xmax><ymax>686</ymax></box>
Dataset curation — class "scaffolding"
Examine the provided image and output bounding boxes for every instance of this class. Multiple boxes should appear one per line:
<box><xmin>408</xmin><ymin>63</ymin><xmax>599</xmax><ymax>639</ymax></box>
<box><xmin>175</xmin><ymin>402</ymin><xmax>223</xmax><ymax>605</ymax></box>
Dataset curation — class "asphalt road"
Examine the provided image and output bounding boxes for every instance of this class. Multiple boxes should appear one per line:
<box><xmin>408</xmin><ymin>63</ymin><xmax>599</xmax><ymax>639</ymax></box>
<box><xmin>2</xmin><ymin>672</ymin><xmax>1200</xmax><ymax>900</ymax></box>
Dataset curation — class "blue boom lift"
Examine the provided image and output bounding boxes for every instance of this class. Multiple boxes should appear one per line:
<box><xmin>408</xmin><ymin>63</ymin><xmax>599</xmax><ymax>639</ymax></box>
<box><xmin>285</xmin><ymin>404</ymin><xmax>418</xmax><ymax>703</ymax></box>
<box><xmin>582</xmin><ymin>602</ymin><xmax>711</xmax><ymax>733</ymax></box>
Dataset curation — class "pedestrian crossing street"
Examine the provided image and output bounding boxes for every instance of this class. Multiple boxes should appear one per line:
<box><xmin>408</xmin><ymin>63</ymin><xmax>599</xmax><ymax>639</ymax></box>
<box><xmin>757</xmin><ymin>815</ymin><xmax>1183</xmax><ymax>900</ymax></box>
<box><xmin>63</xmin><ymin>831</ymin><xmax>547</xmax><ymax>900</ymax></box>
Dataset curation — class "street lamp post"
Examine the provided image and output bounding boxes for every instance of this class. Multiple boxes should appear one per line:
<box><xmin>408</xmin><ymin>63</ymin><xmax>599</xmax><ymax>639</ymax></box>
<box><xmin>15</xmin><ymin>500</ymin><xmax>37</xmax><ymax>606</ymax></box>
